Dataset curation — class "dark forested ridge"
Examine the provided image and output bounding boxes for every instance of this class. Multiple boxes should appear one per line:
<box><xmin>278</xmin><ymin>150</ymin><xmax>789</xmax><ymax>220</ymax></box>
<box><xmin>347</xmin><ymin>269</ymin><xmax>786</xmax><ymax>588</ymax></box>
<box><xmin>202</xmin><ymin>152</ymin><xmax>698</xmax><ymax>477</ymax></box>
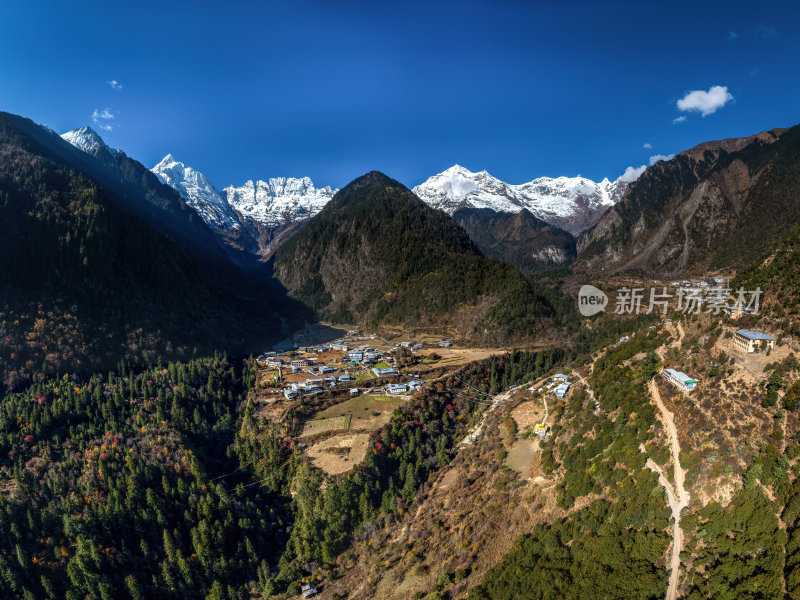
<box><xmin>0</xmin><ymin>113</ymin><xmax>309</xmax><ymax>392</ymax></box>
<box><xmin>452</xmin><ymin>207</ymin><xmax>576</xmax><ymax>275</ymax></box>
<box><xmin>0</xmin><ymin>113</ymin><xmax>224</xmax><ymax>263</ymax></box>
<box><xmin>273</xmin><ymin>171</ymin><xmax>564</xmax><ymax>344</ymax></box>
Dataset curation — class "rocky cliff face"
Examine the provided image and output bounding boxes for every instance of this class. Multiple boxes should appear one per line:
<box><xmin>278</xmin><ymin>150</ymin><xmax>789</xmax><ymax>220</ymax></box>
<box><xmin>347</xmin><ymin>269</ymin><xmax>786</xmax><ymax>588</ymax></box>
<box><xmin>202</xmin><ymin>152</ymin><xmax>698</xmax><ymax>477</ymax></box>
<box><xmin>575</xmin><ymin>127</ymin><xmax>793</xmax><ymax>275</ymax></box>
<box><xmin>223</xmin><ymin>177</ymin><xmax>336</xmax><ymax>258</ymax></box>
<box><xmin>452</xmin><ymin>207</ymin><xmax>576</xmax><ymax>275</ymax></box>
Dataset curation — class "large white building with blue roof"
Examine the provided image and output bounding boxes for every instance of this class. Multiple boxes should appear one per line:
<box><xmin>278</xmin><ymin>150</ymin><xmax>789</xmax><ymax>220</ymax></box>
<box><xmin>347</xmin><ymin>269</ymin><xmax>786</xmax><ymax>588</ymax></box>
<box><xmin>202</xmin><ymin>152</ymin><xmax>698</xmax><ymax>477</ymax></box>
<box><xmin>733</xmin><ymin>329</ymin><xmax>775</xmax><ymax>353</ymax></box>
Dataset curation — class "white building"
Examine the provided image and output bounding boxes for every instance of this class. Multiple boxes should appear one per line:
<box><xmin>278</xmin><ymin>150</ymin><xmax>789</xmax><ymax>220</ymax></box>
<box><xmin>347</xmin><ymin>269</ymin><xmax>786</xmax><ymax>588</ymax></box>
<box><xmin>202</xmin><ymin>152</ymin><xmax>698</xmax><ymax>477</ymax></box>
<box><xmin>386</xmin><ymin>383</ymin><xmax>408</xmax><ymax>394</ymax></box>
<box><xmin>662</xmin><ymin>368</ymin><xmax>698</xmax><ymax>392</ymax></box>
<box><xmin>553</xmin><ymin>382</ymin><xmax>571</xmax><ymax>398</ymax></box>
<box><xmin>372</xmin><ymin>367</ymin><xmax>398</xmax><ymax>377</ymax></box>
<box><xmin>732</xmin><ymin>329</ymin><xmax>775</xmax><ymax>353</ymax></box>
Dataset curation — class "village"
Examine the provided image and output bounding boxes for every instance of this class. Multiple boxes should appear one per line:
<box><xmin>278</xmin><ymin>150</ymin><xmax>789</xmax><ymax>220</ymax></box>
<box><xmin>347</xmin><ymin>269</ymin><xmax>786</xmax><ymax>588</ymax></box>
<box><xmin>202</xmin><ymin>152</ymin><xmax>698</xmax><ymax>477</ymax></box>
<box><xmin>252</xmin><ymin>296</ymin><xmax>782</xmax><ymax>487</ymax></box>
<box><xmin>252</xmin><ymin>331</ymin><xmax>506</xmax><ymax>477</ymax></box>
<box><xmin>255</xmin><ymin>332</ymin><xmax>456</xmax><ymax>401</ymax></box>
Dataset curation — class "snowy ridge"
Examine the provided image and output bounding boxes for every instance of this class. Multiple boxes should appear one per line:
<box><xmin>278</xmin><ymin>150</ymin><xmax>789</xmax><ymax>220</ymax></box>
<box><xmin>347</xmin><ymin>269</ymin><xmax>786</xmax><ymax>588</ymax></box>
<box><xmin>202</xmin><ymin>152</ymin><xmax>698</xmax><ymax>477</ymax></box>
<box><xmin>412</xmin><ymin>165</ymin><xmax>627</xmax><ymax>234</ymax></box>
<box><xmin>60</xmin><ymin>126</ymin><xmax>121</xmax><ymax>170</ymax></box>
<box><xmin>224</xmin><ymin>178</ymin><xmax>336</xmax><ymax>229</ymax></box>
<box><xmin>152</xmin><ymin>155</ymin><xmax>242</xmax><ymax>230</ymax></box>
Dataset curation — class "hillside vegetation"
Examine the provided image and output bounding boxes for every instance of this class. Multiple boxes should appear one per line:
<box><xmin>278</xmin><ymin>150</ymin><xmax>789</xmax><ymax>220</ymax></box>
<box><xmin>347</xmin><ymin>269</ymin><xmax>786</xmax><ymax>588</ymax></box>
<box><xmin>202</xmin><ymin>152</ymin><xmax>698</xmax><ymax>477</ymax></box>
<box><xmin>0</xmin><ymin>346</ymin><xmax>569</xmax><ymax>599</ymax></box>
<box><xmin>733</xmin><ymin>222</ymin><xmax>800</xmax><ymax>338</ymax></box>
<box><xmin>0</xmin><ymin>114</ymin><xmax>307</xmax><ymax>391</ymax></box>
<box><xmin>452</xmin><ymin>207</ymin><xmax>576</xmax><ymax>275</ymax></box>
<box><xmin>274</xmin><ymin>172</ymin><xmax>563</xmax><ymax>344</ymax></box>
<box><xmin>0</xmin><ymin>356</ymin><xmax>289</xmax><ymax>599</ymax></box>
<box><xmin>577</xmin><ymin>124</ymin><xmax>800</xmax><ymax>275</ymax></box>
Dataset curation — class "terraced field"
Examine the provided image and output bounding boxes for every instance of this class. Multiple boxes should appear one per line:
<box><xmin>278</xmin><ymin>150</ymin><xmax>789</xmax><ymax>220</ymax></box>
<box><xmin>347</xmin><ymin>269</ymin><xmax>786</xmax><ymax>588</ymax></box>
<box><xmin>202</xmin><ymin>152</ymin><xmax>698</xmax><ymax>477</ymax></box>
<box><xmin>314</xmin><ymin>395</ymin><xmax>405</xmax><ymax>432</ymax></box>
<box><xmin>299</xmin><ymin>415</ymin><xmax>351</xmax><ymax>437</ymax></box>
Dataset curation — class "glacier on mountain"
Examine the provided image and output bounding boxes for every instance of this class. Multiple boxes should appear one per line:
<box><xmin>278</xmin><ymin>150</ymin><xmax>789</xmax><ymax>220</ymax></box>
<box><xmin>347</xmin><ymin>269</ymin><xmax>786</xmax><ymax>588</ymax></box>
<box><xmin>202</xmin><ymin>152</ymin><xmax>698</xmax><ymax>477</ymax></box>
<box><xmin>223</xmin><ymin>178</ymin><xmax>336</xmax><ymax>229</ymax></box>
<box><xmin>412</xmin><ymin>165</ymin><xmax>628</xmax><ymax>234</ymax></box>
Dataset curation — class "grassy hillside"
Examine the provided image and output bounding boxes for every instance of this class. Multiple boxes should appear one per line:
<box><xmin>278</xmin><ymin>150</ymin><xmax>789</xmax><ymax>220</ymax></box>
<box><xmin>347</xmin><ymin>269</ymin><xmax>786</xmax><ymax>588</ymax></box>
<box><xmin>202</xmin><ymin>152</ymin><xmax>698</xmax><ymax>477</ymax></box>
<box><xmin>274</xmin><ymin>172</ymin><xmax>563</xmax><ymax>344</ymax></box>
<box><xmin>732</xmin><ymin>222</ymin><xmax>800</xmax><ymax>338</ymax></box>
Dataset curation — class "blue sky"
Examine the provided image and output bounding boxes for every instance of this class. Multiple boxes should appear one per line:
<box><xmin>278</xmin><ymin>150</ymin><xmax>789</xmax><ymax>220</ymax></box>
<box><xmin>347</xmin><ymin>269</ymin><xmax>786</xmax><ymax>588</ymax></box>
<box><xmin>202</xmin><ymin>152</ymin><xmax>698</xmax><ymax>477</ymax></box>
<box><xmin>1</xmin><ymin>1</ymin><xmax>798</xmax><ymax>189</ymax></box>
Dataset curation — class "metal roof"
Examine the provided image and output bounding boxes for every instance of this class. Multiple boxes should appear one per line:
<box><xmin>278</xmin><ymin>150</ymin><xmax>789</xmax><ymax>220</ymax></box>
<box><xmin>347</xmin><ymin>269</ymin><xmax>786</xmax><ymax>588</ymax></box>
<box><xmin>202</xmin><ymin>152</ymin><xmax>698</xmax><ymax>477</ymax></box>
<box><xmin>734</xmin><ymin>329</ymin><xmax>774</xmax><ymax>341</ymax></box>
<box><xmin>664</xmin><ymin>368</ymin><xmax>697</xmax><ymax>383</ymax></box>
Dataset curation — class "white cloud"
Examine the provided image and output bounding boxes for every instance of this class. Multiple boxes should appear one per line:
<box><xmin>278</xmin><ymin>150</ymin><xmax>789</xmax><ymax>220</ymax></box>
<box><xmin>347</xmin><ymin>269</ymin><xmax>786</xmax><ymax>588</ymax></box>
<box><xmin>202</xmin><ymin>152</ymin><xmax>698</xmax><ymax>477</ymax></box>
<box><xmin>106</xmin><ymin>79</ymin><xmax>123</xmax><ymax>90</ymax></box>
<box><xmin>92</xmin><ymin>108</ymin><xmax>115</xmax><ymax>131</ymax></box>
<box><xmin>728</xmin><ymin>31</ymin><xmax>739</xmax><ymax>40</ymax></box>
<box><xmin>619</xmin><ymin>165</ymin><xmax>647</xmax><ymax>183</ymax></box>
<box><xmin>643</xmin><ymin>142</ymin><xmax>652</xmax><ymax>149</ymax></box>
<box><xmin>673</xmin><ymin>115</ymin><xmax>687</xmax><ymax>123</ymax></box>
<box><xmin>676</xmin><ymin>85</ymin><xmax>733</xmax><ymax>117</ymax></box>
<box><xmin>649</xmin><ymin>153</ymin><xmax>674</xmax><ymax>165</ymax></box>
<box><xmin>619</xmin><ymin>153</ymin><xmax>676</xmax><ymax>183</ymax></box>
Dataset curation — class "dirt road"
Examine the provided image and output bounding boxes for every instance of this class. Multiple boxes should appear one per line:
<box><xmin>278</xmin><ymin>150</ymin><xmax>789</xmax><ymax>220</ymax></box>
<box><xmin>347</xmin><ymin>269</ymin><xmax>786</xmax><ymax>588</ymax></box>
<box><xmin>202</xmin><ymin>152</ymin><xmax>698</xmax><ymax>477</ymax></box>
<box><xmin>647</xmin><ymin>322</ymin><xmax>689</xmax><ymax>599</ymax></box>
<box><xmin>649</xmin><ymin>375</ymin><xmax>689</xmax><ymax>600</ymax></box>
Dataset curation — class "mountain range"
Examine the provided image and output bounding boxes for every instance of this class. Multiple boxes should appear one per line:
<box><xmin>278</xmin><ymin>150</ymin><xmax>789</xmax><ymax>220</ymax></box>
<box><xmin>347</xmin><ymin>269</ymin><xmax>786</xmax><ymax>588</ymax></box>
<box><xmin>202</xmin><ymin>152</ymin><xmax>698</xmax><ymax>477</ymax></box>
<box><xmin>412</xmin><ymin>164</ymin><xmax>627</xmax><ymax>235</ymax></box>
<box><xmin>58</xmin><ymin>127</ymin><xmax>630</xmax><ymax>266</ymax></box>
<box><xmin>57</xmin><ymin>120</ymin><xmax>800</xmax><ymax>286</ymax></box>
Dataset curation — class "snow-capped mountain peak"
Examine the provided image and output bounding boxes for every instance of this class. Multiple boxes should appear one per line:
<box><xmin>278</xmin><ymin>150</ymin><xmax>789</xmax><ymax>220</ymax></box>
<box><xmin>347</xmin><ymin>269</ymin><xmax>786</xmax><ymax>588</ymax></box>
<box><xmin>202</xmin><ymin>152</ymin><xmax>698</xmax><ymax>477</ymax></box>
<box><xmin>60</xmin><ymin>126</ymin><xmax>121</xmax><ymax>170</ymax></box>
<box><xmin>149</xmin><ymin>157</ymin><xmax>338</xmax><ymax>257</ymax></box>
<box><xmin>223</xmin><ymin>177</ymin><xmax>337</xmax><ymax>228</ymax></box>
<box><xmin>412</xmin><ymin>166</ymin><xmax>628</xmax><ymax>234</ymax></box>
<box><xmin>151</xmin><ymin>155</ymin><xmax>241</xmax><ymax>231</ymax></box>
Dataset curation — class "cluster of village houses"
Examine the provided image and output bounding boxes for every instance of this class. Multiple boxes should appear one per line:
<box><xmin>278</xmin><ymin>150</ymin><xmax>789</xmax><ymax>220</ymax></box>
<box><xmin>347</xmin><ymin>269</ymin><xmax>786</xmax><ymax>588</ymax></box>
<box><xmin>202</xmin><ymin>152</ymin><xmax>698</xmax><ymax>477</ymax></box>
<box><xmin>529</xmin><ymin>373</ymin><xmax>572</xmax><ymax>399</ymax></box>
<box><xmin>256</xmin><ymin>338</ymin><xmax>450</xmax><ymax>401</ymax></box>
<box><xmin>664</xmin><ymin>277</ymin><xmax>757</xmax><ymax>318</ymax></box>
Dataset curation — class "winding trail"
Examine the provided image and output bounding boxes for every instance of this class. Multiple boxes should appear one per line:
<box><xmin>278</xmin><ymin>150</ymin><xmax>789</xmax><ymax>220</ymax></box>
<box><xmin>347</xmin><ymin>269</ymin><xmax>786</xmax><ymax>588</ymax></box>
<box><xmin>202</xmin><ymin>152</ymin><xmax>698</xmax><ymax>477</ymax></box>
<box><xmin>649</xmin><ymin>320</ymin><xmax>689</xmax><ymax>600</ymax></box>
<box><xmin>458</xmin><ymin>384</ymin><xmax>521</xmax><ymax>447</ymax></box>
<box><xmin>540</xmin><ymin>389</ymin><xmax>549</xmax><ymax>423</ymax></box>
<box><xmin>575</xmin><ymin>371</ymin><xmax>600</xmax><ymax>414</ymax></box>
